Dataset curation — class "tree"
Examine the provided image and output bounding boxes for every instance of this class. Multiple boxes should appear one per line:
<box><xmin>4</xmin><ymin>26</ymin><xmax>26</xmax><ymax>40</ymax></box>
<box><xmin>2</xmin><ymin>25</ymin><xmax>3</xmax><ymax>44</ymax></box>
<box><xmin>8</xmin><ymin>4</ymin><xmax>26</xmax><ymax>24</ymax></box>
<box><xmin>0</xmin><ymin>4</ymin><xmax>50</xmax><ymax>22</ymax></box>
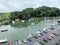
<box><xmin>10</xmin><ymin>6</ymin><xmax>60</xmax><ymax>20</ymax></box>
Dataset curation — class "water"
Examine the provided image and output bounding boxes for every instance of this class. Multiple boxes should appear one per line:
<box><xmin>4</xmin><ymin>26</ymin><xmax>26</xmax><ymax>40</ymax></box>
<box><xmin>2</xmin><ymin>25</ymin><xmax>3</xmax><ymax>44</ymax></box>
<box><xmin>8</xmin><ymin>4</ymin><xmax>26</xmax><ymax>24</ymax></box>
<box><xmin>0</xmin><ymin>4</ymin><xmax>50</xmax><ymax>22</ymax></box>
<box><xmin>0</xmin><ymin>17</ymin><xmax>58</xmax><ymax>41</ymax></box>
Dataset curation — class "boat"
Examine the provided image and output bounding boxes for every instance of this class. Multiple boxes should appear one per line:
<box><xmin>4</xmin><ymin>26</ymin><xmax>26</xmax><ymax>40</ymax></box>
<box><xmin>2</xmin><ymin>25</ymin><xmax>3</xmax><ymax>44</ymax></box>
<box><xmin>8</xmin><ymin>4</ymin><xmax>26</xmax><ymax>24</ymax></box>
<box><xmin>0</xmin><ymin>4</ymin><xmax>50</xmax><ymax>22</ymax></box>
<box><xmin>58</xmin><ymin>19</ymin><xmax>60</xmax><ymax>24</ymax></box>
<box><xmin>27</xmin><ymin>34</ymin><xmax>33</xmax><ymax>38</ymax></box>
<box><xmin>36</xmin><ymin>31</ymin><xmax>41</xmax><ymax>34</ymax></box>
<box><xmin>43</xmin><ymin>27</ymin><xmax>48</xmax><ymax>31</ymax></box>
<box><xmin>1</xmin><ymin>29</ymin><xmax>8</xmax><ymax>32</ymax></box>
<box><xmin>23</xmin><ymin>39</ymin><xmax>27</xmax><ymax>43</ymax></box>
<box><xmin>31</xmin><ymin>22</ymin><xmax>35</xmax><ymax>25</ymax></box>
<box><xmin>0</xmin><ymin>38</ymin><xmax>8</xmax><ymax>44</ymax></box>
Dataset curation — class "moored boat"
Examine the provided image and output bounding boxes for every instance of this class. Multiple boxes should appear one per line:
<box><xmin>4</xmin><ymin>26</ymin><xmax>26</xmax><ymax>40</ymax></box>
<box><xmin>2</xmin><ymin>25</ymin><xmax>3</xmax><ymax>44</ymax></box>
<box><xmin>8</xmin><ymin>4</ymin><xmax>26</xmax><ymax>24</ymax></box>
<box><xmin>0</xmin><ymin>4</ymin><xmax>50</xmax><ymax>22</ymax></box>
<box><xmin>58</xmin><ymin>19</ymin><xmax>60</xmax><ymax>24</ymax></box>
<box><xmin>0</xmin><ymin>38</ymin><xmax>8</xmax><ymax>44</ymax></box>
<box><xmin>1</xmin><ymin>29</ymin><xmax>8</xmax><ymax>32</ymax></box>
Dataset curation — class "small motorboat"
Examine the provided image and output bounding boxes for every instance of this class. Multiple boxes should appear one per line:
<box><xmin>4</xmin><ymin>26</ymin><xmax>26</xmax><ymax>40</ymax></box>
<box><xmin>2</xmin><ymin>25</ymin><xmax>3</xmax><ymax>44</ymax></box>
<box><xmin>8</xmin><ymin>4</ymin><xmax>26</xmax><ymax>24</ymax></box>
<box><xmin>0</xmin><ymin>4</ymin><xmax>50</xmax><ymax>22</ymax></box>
<box><xmin>58</xmin><ymin>19</ymin><xmax>60</xmax><ymax>24</ymax></box>
<box><xmin>0</xmin><ymin>38</ymin><xmax>8</xmax><ymax>44</ymax></box>
<box><xmin>36</xmin><ymin>31</ymin><xmax>41</xmax><ymax>34</ymax></box>
<box><xmin>1</xmin><ymin>29</ymin><xmax>8</xmax><ymax>32</ymax></box>
<box><xmin>27</xmin><ymin>34</ymin><xmax>32</xmax><ymax>38</ymax></box>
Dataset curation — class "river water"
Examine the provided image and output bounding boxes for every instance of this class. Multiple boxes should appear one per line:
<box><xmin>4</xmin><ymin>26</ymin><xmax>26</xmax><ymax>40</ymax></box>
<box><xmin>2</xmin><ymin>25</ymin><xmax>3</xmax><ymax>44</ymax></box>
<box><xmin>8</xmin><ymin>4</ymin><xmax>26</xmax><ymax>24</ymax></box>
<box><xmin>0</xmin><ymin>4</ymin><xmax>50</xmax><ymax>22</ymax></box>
<box><xmin>0</xmin><ymin>17</ymin><xmax>59</xmax><ymax>41</ymax></box>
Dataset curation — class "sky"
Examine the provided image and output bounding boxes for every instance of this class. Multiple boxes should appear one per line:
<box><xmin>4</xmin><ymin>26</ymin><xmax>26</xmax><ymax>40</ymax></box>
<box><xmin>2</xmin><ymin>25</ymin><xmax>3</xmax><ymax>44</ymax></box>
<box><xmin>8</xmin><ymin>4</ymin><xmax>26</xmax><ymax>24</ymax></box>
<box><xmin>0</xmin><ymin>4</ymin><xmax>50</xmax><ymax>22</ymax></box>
<box><xmin>0</xmin><ymin>0</ymin><xmax>60</xmax><ymax>13</ymax></box>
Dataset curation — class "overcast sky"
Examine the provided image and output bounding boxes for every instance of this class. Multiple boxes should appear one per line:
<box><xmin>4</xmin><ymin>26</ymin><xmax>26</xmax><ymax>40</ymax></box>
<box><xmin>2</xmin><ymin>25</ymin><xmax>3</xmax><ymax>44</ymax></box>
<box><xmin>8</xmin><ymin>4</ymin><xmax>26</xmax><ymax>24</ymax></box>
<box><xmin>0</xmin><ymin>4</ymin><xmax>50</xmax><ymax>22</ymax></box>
<box><xmin>0</xmin><ymin>0</ymin><xmax>60</xmax><ymax>13</ymax></box>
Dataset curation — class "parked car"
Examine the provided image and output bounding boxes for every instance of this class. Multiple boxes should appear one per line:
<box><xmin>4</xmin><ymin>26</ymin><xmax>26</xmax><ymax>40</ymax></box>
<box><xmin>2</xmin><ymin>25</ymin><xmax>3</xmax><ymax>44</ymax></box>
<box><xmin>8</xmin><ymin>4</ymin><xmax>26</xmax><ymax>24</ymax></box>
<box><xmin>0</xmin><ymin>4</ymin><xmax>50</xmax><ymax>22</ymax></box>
<box><xmin>33</xmin><ymin>35</ymin><xmax>38</xmax><ymax>39</ymax></box>
<box><xmin>36</xmin><ymin>33</ymin><xmax>41</xmax><ymax>37</ymax></box>
<box><xmin>40</xmin><ymin>32</ymin><xmax>44</xmax><ymax>36</ymax></box>
<box><xmin>42</xmin><ymin>30</ymin><xmax>48</xmax><ymax>34</ymax></box>
<box><xmin>43</xmin><ymin>39</ymin><xmax>48</xmax><ymax>42</ymax></box>
<box><xmin>27</xmin><ymin>38</ymin><xmax>32</xmax><ymax>42</ymax></box>
<box><xmin>46</xmin><ymin>35</ymin><xmax>52</xmax><ymax>40</ymax></box>
<box><xmin>23</xmin><ymin>39</ymin><xmax>27</xmax><ymax>43</ymax></box>
<box><xmin>27</xmin><ymin>34</ymin><xmax>33</xmax><ymax>38</ymax></box>
<box><xmin>50</xmin><ymin>34</ymin><xmax>55</xmax><ymax>38</ymax></box>
<box><xmin>39</xmin><ymin>41</ymin><xmax>45</xmax><ymax>45</ymax></box>
<box><xmin>56</xmin><ymin>42</ymin><xmax>60</xmax><ymax>45</ymax></box>
<box><xmin>33</xmin><ymin>42</ymin><xmax>40</xmax><ymax>45</ymax></box>
<box><xmin>18</xmin><ymin>40</ymin><xmax>22</xmax><ymax>45</ymax></box>
<box><xmin>52</xmin><ymin>32</ymin><xmax>58</xmax><ymax>36</ymax></box>
<box><xmin>36</xmin><ymin>31</ymin><xmax>41</xmax><ymax>37</ymax></box>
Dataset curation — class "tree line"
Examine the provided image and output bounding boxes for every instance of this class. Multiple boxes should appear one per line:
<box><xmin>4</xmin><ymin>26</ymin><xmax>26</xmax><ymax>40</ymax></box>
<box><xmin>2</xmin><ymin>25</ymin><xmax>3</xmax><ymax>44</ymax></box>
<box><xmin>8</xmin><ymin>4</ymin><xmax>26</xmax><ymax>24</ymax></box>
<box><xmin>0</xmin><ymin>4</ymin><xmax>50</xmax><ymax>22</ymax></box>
<box><xmin>10</xmin><ymin>6</ymin><xmax>60</xmax><ymax>20</ymax></box>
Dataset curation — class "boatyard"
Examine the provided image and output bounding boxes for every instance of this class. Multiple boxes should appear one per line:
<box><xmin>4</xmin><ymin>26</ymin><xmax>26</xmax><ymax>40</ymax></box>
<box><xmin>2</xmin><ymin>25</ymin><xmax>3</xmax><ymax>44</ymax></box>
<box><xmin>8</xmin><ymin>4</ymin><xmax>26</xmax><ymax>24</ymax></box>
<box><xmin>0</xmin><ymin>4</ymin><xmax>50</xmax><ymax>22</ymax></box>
<box><xmin>0</xmin><ymin>19</ymin><xmax>60</xmax><ymax>45</ymax></box>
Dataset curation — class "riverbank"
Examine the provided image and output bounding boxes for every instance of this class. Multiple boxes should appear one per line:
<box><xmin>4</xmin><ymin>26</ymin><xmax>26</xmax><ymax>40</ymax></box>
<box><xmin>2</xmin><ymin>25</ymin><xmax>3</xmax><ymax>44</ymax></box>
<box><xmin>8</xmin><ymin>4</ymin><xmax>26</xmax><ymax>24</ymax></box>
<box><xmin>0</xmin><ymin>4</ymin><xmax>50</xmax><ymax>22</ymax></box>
<box><xmin>0</xmin><ymin>17</ymin><xmax>59</xmax><ymax>27</ymax></box>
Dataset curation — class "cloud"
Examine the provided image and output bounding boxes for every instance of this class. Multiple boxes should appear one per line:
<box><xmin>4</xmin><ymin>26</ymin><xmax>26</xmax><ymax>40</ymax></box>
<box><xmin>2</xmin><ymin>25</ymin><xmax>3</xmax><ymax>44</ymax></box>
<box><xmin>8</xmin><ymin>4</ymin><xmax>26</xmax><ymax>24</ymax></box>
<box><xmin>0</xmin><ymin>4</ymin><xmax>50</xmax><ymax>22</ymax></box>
<box><xmin>0</xmin><ymin>0</ymin><xmax>60</xmax><ymax>13</ymax></box>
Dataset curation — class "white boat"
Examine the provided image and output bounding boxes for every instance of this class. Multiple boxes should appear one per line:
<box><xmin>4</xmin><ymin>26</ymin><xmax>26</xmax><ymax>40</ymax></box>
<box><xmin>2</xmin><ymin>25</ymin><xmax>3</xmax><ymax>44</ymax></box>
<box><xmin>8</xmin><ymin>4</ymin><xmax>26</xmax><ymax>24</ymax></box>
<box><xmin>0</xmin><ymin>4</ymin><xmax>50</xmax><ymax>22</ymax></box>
<box><xmin>27</xmin><ymin>34</ymin><xmax>33</xmax><ymax>38</ymax></box>
<box><xmin>1</xmin><ymin>29</ymin><xmax>8</xmax><ymax>32</ymax></box>
<box><xmin>58</xmin><ymin>19</ymin><xmax>60</xmax><ymax>24</ymax></box>
<box><xmin>23</xmin><ymin>39</ymin><xmax>27</xmax><ymax>43</ymax></box>
<box><xmin>18</xmin><ymin>40</ymin><xmax>22</xmax><ymax>45</ymax></box>
<box><xmin>43</xmin><ymin>27</ymin><xmax>48</xmax><ymax>31</ymax></box>
<box><xmin>36</xmin><ymin>31</ymin><xmax>41</xmax><ymax>34</ymax></box>
<box><xmin>0</xmin><ymin>38</ymin><xmax>8</xmax><ymax>43</ymax></box>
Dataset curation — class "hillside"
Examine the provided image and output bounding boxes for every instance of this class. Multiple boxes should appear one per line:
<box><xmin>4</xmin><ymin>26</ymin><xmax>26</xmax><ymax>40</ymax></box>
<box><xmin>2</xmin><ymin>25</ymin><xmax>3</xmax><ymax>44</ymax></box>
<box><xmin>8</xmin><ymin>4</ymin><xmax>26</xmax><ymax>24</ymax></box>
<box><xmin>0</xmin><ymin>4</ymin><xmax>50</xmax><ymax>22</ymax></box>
<box><xmin>0</xmin><ymin>13</ymin><xmax>10</xmax><ymax>18</ymax></box>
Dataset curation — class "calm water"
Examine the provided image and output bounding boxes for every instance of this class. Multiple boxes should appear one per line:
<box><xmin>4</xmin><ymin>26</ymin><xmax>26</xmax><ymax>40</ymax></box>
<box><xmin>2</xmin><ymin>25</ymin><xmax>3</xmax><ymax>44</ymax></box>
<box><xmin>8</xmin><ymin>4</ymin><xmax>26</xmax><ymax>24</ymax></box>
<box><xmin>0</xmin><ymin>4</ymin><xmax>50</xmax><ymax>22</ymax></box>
<box><xmin>0</xmin><ymin>17</ymin><xmax>58</xmax><ymax>41</ymax></box>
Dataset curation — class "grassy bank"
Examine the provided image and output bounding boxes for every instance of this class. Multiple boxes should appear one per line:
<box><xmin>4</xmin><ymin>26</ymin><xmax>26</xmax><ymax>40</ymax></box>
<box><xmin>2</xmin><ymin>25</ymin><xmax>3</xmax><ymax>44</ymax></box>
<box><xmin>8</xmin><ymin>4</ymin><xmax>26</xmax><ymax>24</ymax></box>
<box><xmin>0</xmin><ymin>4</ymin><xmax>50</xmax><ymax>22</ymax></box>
<box><xmin>0</xmin><ymin>13</ymin><xmax>10</xmax><ymax>18</ymax></box>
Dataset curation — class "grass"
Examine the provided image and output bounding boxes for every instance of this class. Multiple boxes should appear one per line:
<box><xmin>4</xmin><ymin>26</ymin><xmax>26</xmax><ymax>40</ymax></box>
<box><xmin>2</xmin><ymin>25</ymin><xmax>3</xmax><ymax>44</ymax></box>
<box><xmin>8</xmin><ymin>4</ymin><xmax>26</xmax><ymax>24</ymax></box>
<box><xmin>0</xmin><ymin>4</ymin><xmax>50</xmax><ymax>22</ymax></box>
<box><xmin>0</xmin><ymin>13</ymin><xmax>10</xmax><ymax>18</ymax></box>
